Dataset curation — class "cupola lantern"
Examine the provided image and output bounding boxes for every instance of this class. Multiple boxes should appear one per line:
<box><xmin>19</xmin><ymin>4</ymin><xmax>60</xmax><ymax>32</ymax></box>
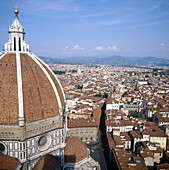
<box><xmin>5</xmin><ymin>7</ymin><xmax>29</xmax><ymax>52</ymax></box>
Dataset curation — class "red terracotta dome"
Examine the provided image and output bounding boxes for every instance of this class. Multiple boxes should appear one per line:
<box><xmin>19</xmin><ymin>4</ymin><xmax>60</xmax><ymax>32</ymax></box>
<box><xmin>0</xmin><ymin>52</ymin><xmax>65</xmax><ymax>124</ymax></box>
<box><xmin>64</xmin><ymin>136</ymin><xmax>88</xmax><ymax>163</ymax></box>
<box><xmin>0</xmin><ymin>9</ymin><xmax>65</xmax><ymax>125</ymax></box>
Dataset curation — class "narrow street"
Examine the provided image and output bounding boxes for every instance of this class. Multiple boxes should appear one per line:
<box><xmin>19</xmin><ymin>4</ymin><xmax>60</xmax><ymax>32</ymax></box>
<box><xmin>86</xmin><ymin>104</ymin><xmax>108</xmax><ymax>170</ymax></box>
<box><xmin>86</xmin><ymin>131</ymin><xmax>107</xmax><ymax>170</ymax></box>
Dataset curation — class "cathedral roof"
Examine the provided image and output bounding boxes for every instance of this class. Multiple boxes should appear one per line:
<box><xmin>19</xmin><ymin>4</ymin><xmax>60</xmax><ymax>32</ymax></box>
<box><xmin>11</xmin><ymin>14</ymin><xmax>22</xmax><ymax>28</ymax></box>
<box><xmin>0</xmin><ymin>153</ymin><xmax>20</xmax><ymax>170</ymax></box>
<box><xmin>33</xmin><ymin>154</ymin><xmax>61</xmax><ymax>170</ymax></box>
<box><xmin>9</xmin><ymin>8</ymin><xmax>24</xmax><ymax>34</ymax></box>
<box><xmin>0</xmin><ymin>53</ymin><xmax>65</xmax><ymax>124</ymax></box>
<box><xmin>64</xmin><ymin>136</ymin><xmax>88</xmax><ymax>163</ymax></box>
<box><xmin>0</xmin><ymin>8</ymin><xmax>65</xmax><ymax>125</ymax></box>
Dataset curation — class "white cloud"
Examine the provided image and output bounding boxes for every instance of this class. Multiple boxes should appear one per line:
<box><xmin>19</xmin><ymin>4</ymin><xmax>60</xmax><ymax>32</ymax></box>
<box><xmin>149</xmin><ymin>1</ymin><xmax>162</xmax><ymax>12</ymax></box>
<box><xmin>149</xmin><ymin>5</ymin><xmax>160</xmax><ymax>11</ymax></box>
<box><xmin>160</xmin><ymin>43</ymin><xmax>165</xmax><ymax>47</ymax></box>
<box><xmin>95</xmin><ymin>45</ymin><xmax>118</xmax><ymax>51</ymax></box>
<box><xmin>107</xmin><ymin>45</ymin><xmax>118</xmax><ymax>51</ymax></box>
<box><xmin>72</xmin><ymin>44</ymin><xmax>85</xmax><ymax>50</ymax></box>
<box><xmin>65</xmin><ymin>45</ymin><xmax>70</xmax><ymax>49</ymax></box>
<box><xmin>64</xmin><ymin>44</ymin><xmax>85</xmax><ymax>50</ymax></box>
<box><xmin>129</xmin><ymin>20</ymin><xmax>169</xmax><ymax>28</ymax></box>
<box><xmin>95</xmin><ymin>46</ymin><xmax>104</xmax><ymax>51</ymax></box>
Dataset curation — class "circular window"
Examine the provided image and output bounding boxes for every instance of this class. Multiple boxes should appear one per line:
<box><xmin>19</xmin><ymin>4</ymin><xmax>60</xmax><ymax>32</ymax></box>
<box><xmin>37</xmin><ymin>135</ymin><xmax>51</xmax><ymax>151</ymax></box>
<box><xmin>0</xmin><ymin>142</ymin><xmax>7</xmax><ymax>154</ymax></box>
<box><xmin>38</xmin><ymin>136</ymin><xmax>47</xmax><ymax>146</ymax></box>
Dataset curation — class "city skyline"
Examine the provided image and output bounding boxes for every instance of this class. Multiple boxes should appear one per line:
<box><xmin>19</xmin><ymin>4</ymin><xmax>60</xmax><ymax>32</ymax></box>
<box><xmin>0</xmin><ymin>3</ymin><xmax>169</xmax><ymax>169</ymax></box>
<box><xmin>0</xmin><ymin>0</ymin><xmax>169</xmax><ymax>58</ymax></box>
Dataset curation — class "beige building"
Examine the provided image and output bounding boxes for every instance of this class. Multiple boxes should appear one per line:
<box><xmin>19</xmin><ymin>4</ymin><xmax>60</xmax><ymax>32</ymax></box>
<box><xmin>129</xmin><ymin>131</ymin><xmax>143</xmax><ymax>151</ymax></box>
<box><xmin>68</xmin><ymin>111</ymin><xmax>92</xmax><ymax>119</ymax></box>
<box><xmin>67</xmin><ymin>119</ymin><xmax>99</xmax><ymax>143</ymax></box>
<box><xmin>67</xmin><ymin>104</ymin><xmax>102</xmax><ymax>143</ymax></box>
<box><xmin>145</xmin><ymin>126</ymin><xmax>167</xmax><ymax>150</ymax></box>
<box><xmin>150</xmin><ymin>135</ymin><xmax>167</xmax><ymax>150</ymax></box>
<box><xmin>138</xmin><ymin>141</ymin><xmax>163</xmax><ymax>165</ymax></box>
<box><xmin>120</xmin><ymin>132</ymin><xmax>131</xmax><ymax>150</ymax></box>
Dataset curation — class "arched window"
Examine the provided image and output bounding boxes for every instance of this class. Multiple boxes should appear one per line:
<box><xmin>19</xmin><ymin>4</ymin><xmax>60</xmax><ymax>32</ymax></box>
<box><xmin>14</xmin><ymin>37</ymin><xmax>16</xmax><ymax>51</ymax></box>
<box><xmin>19</xmin><ymin>37</ymin><xmax>21</xmax><ymax>51</ymax></box>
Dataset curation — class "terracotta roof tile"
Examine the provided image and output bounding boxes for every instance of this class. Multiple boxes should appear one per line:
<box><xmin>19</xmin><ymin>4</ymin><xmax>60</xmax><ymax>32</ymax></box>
<box><xmin>157</xmin><ymin>163</ymin><xmax>169</xmax><ymax>169</ymax></box>
<box><xmin>33</xmin><ymin>154</ymin><xmax>61</xmax><ymax>170</ymax></box>
<box><xmin>68</xmin><ymin>118</ymin><xmax>97</xmax><ymax>128</ymax></box>
<box><xmin>64</xmin><ymin>136</ymin><xmax>88</xmax><ymax>163</ymax></box>
<box><xmin>21</xmin><ymin>54</ymin><xmax>59</xmax><ymax>123</ymax></box>
<box><xmin>0</xmin><ymin>153</ymin><xmax>20</xmax><ymax>170</ymax></box>
<box><xmin>107</xmin><ymin>133</ymin><xmax>115</xmax><ymax>149</ymax></box>
<box><xmin>0</xmin><ymin>53</ymin><xmax>64</xmax><ymax>124</ymax></box>
<box><xmin>37</xmin><ymin>58</ymin><xmax>65</xmax><ymax>107</ymax></box>
<box><xmin>0</xmin><ymin>53</ymin><xmax>18</xmax><ymax>124</ymax></box>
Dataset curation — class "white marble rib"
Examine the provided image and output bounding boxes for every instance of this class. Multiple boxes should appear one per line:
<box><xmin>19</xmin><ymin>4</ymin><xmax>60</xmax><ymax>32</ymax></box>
<box><xmin>0</xmin><ymin>51</ymin><xmax>8</xmax><ymax>60</ymax></box>
<box><xmin>16</xmin><ymin>52</ymin><xmax>24</xmax><ymax>118</ymax></box>
<box><xmin>32</xmin><ymin>53</ymin><xmax>65</xmax><ymax>100</ymax></box>
<box><xmin>28</xmin><ymin>52</ymin><xmax>62</xmax><ymax>110</ymax></box>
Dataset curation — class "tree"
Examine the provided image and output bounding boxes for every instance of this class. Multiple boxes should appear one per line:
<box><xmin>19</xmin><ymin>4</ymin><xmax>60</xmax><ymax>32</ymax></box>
<box><xmin>103</xmin><ymin>92</ymin><xmax>108</xmax><ymax>98</ymax></box>
<box><xmin>132</xmin><ymin>112</ymin><xmax>140</xmax><ymax>118</ymax></box>
<box><xmin>122</xmin><ymin>91</ymin><xmax>128</xmax><ymax>96</ymax></box>
<box><xmin>96</xmin><ymin>92</ymin><xmax>102</xmax><ymax>97</ymax></box>
<box><xmin>77</xmin><ymin>84</ymin><xmax>83</xmax><ymax>89</ymax></box>
<box><xmin>72</xmin><ymin>70</ymin><xmax>77</xmax><ymax>73</ymax></box>
<box><xmin>53</xmin><ymin>70</ymin><xmax>65</xmax><ymax>75</ymax></box>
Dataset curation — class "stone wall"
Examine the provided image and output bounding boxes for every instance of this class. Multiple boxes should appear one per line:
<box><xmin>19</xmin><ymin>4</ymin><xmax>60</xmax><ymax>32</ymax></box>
<box><xmin>0</xmin><ymin>114</ymin><xmax>62</xmax><ymax>141</ymax></box>
<box><xmin>67</xmin><ymin>126</ymin><xmax>99</xmax><ymax>143</ymax></box>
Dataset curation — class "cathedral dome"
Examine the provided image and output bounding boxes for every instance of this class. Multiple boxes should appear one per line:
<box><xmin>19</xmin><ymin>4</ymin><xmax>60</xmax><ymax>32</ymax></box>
<box><xmin>0</xmin><ymin>9</ymin><xmax>65</xmax><ymax>127</ymax></box>
<box><xmin>0</xmin><ymin>52</ymin><xmax>65</xmax><ymax>124</ymax></box>
<box><xmin>0</xmin><ymin>8</ymin><xmax>67</xmax><ymax>168</ymax></box>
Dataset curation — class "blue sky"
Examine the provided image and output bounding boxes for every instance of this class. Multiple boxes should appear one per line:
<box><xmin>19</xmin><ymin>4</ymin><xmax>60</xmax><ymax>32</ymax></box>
<box><xmin>0</xmin><ymin>0</ymin><xmax>169</xmax><ymax>58</ymax></box>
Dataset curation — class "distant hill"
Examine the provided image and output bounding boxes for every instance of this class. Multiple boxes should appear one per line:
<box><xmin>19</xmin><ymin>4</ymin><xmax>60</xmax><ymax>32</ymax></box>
<box><xmin>39</xmin><ymin>55</ymin><xmax>169</xmax><ymax>66</ymax></box>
